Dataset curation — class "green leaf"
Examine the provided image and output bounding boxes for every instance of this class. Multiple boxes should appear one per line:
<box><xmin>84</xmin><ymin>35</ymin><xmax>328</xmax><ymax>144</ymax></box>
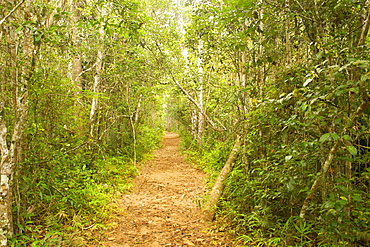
<box><xmin>361</xmin><ymin>73</ymin><xmax>370</xmax><ymax>81</ymax></box>
<box><xmin>342</xmin><ymin>135</ymin><xmax>352</xmax><ymax>141</ymax></box>
<box><xmin>16</xmin><ymin>26</ymin><xmax>23</xmax><ymax>33</ymax></box>
<box><xmin>346</xmin><ymin>145</ymin><xmax>357</xmax><ymax>156</ymax></box>
<box><xmin>334</xmin><ymin>118</ymin><xmax>342</xmax><ymax>124</ymax></box>
<box><xmin>287</xmin><ymin>178</ymin><xmax>295</xmax><ymax>191</ymax></box>
<box><xmin>320</xmin><ymin>133</ymin><xmax>332</xmax><ymax>143</ymax></box>
<box><xmin>331</xmin><ymin>133</ymin><xmax>339</xmax><ymax>140</ymax></box>
<box><xmin>303</xmin><ymin>78</ymin><xmax>313</xmax><ymax>87</ymax></box>
<box><xmin>349</xmin><ymin>87</ymin><xmax>359</xmax><ymax>94</ymax></box>
<box><xmin>301</xmin><ymin>103</ymin><xmax>308</xmax><ymax>112</ymax></box>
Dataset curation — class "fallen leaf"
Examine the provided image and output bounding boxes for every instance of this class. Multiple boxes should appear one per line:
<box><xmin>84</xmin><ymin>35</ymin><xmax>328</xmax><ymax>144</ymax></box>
<box><xmin>183</xmin><ymin>239</ymin><xmax>195</xmax><ymax>246</ymax></box>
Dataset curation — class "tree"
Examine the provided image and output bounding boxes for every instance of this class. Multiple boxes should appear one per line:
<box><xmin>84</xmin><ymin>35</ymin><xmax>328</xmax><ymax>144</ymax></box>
<box><xmin>171</xmin><ymin>0</ymin><xmax>370</xmax><ymax>245</ymax></box>
<box><xmin>0</xmin><ymin>0</ymin><xmax>167</xmax><ymax>245</ymax></box>
<box><xmin>0</xmin><ymin>0</ymin><xmax>35</xmax><ymax>244</ymax></box>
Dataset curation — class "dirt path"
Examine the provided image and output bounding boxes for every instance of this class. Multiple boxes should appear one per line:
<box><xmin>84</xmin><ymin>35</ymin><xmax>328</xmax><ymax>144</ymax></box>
<box><xmin>97</xmin><ymin>132</ymin><xmax>237</xmax><ymax>246</ymax></box>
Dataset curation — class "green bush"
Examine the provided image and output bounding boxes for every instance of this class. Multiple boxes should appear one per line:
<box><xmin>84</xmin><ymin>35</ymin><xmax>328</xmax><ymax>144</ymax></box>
<box><xmin>11</xmin><ymin>154</ymin><xmax>137</xmax><ymax>246</ymax></box>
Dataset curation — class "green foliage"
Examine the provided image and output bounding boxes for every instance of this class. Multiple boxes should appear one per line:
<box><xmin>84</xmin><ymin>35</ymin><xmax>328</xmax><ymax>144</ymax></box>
<box><xmin>3</xmin><ymin>0</ymin><xmax>370</xmax><ymax>245</ymax></box>
<box><xmin>173</xmin><ymin>0</ymin><xmax>370</xmax><ymax>246</ymax></box>
<box><xmin>1</xmin><ymin>0</ymin><xmax>167</xmax><ymax>245</ymax></box>
<box><xmin>216</xmin><ymin>71</ymin><xmax>370</xmax><ymax>244</ymax></box>
<box><xmin>11</xmin><ymin>154</ymin><xmax>137</xmax><ymax>246</ymax></box>
<box><xmin>136</xmin><ymin>124</ymin><xmax>164</xmax><ymax>160</ymax></box>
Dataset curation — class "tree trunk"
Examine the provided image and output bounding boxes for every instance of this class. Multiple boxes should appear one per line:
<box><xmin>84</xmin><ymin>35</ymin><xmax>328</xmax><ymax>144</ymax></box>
<box><xmin>172</xmin><ymin>77</ymin><xmax>226</xmax><ymax>132</ymax></box>
<box><xmin>191</xmin><ymin>109</ymin><xmax>198</xmax><ymax>139</ymax></box>
<box><xmin>197</xmin><ymin>40</ymin><xmax>205</xmax><ymax>143</ymax></box>
<box><xmin>203</xmin><ymin>135</ymin><xmax>242</xmax><ymax>221</ymax></box>
<box><xmin>89</xmin><ymin>5</ymin><xmax>106</xmax><ymax>138</ymax></box>
<box><xmin>299</xmin><ymin>141</ymin><xmax>339</xmax><ymax>219</ymax></box>
<box><xmin>69</xmin><ymin>0</ymin><xmax>84</xmax><ymax>136</ymax></box>
<box><xmin>356</xmin><ymin>11</ymin><xmax>370</xmax><ymax>48</ymax></box>
<box><xmin>0</xmin><ymin>106</ymin><xmax>11</xmax><ymax>247</ymax></box>
<box><xmin>299</xmin><ymin>98</ymin><xmax>370</xmax><ymax>220</ymax></box>
<box><xmin>0</xmin><ymin>1</ymin><xmax>34</xmax><ymax>244</ymax></box>
<box><xmin>146</xmin><ymin>39</ymin><xmax>226</xmax><ymax>132</ymax></box>
<box><xmin>134</xmin><ymin>94</ymin><xmax>143</xmax><ymax>124</ymax></box>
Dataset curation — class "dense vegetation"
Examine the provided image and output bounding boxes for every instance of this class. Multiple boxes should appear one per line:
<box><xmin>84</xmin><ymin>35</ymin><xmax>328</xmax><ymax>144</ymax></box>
<box><xmin>0</xmin><ymin>0</ymin><xmax>369</xmax><ymax>246</ymax></box>
<box><xmin>0</xmin><ymin>0</ymin><xmax>165</xmax><ymax>245</ymax></box>
<box><xmin>170</xmin><ymin>0</ymin><xmax>370</xmax><ymax>246</ymax></box>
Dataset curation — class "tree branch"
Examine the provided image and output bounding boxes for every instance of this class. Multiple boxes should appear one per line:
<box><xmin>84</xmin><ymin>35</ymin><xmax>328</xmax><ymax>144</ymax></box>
<box><xmin>172</xmin><ymin>75</ymin><xmax>227</xmax><ymax>132</ymax></box>
<box><xmin>0</xmin><ymin>0</ymin><xmax>25</xmax><ymax>26</ymax></box>
<box><xmin>356</xmin><ymin>11</ymin><xmax>370</xmax><ymax>47</ymax></box>
<box><xmin>76</xmin><ymin>62</ymin><xmax>97</xmax><ymax>80</ymax></box>
<box><xmin>146</xmin><ymin>41</ymin><xmax>227</xmax><ymax>132</ymax></box>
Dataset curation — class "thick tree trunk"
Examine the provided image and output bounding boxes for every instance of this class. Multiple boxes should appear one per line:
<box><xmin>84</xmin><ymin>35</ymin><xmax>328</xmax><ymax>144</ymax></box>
<box><xmin>0</xmin><ymin>107</ymin><xmax>11</xmax><ymax>247</ymax></box>
<box><xmin>0</xmin><ymin>54</ymin><xmax>30</xmax><ymax>247</ymax></box>
<box><xmin>0</xmin><ymin>1</ymin><xmax>33</xmax><ymax>244</ymax></box>
<box><xmin>203</xmin><ymin>136</ymin><xmax>242</xmax><ymax>221</ymax></box>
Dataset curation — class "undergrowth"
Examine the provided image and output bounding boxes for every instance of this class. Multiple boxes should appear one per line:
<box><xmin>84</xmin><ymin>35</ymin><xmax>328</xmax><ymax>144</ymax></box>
<box><xmin>7</xmin><ymin>108</ymin><xmax>165</xmax><ymax>245</ymax></box>
<box><xmin>179</xmin><ymin>125</ymin><xmax>370</xmax><ymax>246</ymax></box>
<box><xmin>10</xmin><ymin>154</ymin><xmax>138</xmax><ymax>246</ymax></box>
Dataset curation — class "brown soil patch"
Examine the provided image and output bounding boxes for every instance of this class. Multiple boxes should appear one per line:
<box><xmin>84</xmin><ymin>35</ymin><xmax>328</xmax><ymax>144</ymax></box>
<box><xmin>93</xmin><ymin>132</ymin><xmax>237</xmax><ymax>246</ymax></box>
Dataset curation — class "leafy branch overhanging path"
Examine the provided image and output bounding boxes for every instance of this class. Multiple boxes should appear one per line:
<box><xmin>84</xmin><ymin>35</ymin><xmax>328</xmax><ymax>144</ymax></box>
<box><xmin>93</xmin><ymin>132</ymin><xmax>236</xmax><ymax>246</ymax></box>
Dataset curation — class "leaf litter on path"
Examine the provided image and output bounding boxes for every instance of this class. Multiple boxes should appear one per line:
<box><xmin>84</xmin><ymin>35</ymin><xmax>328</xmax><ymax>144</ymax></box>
<box><xmin>89</xmin><ymin>132</ymin><xmax>237</xmax><ymax>247</ymax></box>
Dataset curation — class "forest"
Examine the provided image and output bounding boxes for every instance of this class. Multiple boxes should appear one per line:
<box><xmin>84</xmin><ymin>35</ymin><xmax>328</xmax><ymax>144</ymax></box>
<box><xmin>0</xmin><ymin>0</ymin><xmax>369</xmax><ymax>246</ymax></box>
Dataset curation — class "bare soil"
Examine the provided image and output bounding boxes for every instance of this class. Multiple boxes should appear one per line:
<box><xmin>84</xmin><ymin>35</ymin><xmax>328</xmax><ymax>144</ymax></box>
<box><xmin>93</xmin><ymin>132</ymin><xmax>237</xmax><ymax>246</ymax></box>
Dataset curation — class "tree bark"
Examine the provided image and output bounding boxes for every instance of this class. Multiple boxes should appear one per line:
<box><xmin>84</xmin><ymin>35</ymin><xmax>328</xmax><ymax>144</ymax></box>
<box><xmin>89</xmin><ymin>4</ymin><xmax>106</xmax><ymax>138</ymax></box>
<box><xmin>356</xmin><ymin>11</ymin><xmax>370</xmax><ymax>47</ymax></box>
<box><xmin>0</xmin><ymin>1</ymin><xmax>34</xmax><ymax>244</ymax></box>
<box><xmin>134</xmin><ymin>94</ymin><xmax>142</xmax><ymax>124</ymax></box>
<box><xmin>0</xmin><ymin>0</ymin><xmax>25</xmax><ymax>26</ymax></box>
<box><xmin>0</xmin><ymin>42</ymin><xmax>31</xmax><ymax>247</ymax></box>
<box><xmin>299</xmin><ymin>141</ymin><xmax>339</xmax><ymax>219</ymax></box>
<box><xmin>203</xmin><ymin>136</ymin><xmax>242</xmax><ymax>221</ymax></box>
<box><xmin>0</xmin><ymin>105</ymin><xmax>11</xmax><ymax>247</ymax></box>
<box><xmin>197</xmin><ymin>40</ymin><xmax>205</xmax><ymax>143</ymax></box>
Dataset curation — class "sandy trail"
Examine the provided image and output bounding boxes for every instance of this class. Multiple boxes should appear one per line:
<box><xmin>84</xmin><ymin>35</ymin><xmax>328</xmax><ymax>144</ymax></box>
<box><xmin>97</xmin><ymin>132</ymin><xmax>236</xmax><ymax>246</ymax></box>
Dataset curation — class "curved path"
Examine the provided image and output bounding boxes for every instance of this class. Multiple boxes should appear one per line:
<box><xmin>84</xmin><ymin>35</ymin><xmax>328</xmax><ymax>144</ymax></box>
<box><xmin>98</xmin><ymin>132</ymin><xmax>236</xmax><ymax>246</ymax></box>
